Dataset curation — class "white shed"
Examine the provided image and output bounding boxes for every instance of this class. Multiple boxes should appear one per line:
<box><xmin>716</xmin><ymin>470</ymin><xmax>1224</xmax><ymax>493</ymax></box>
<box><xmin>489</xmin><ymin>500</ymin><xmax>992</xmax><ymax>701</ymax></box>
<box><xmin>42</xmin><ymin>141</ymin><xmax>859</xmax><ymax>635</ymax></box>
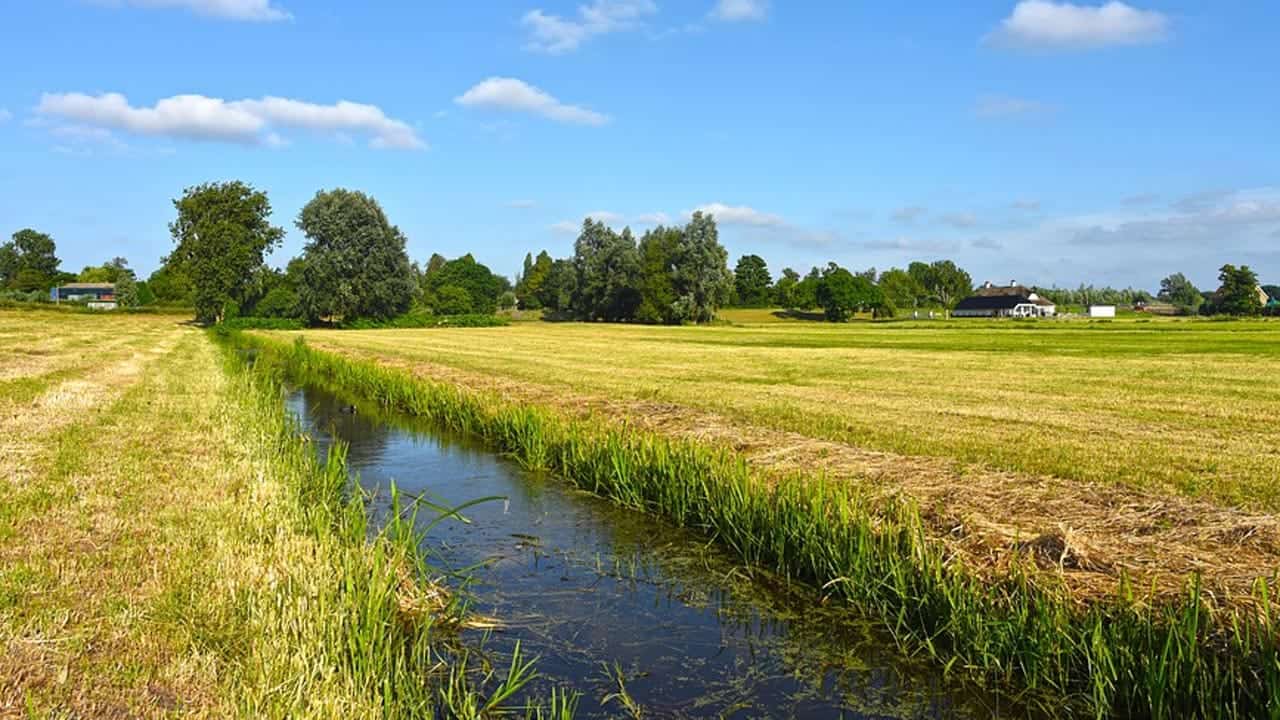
<box><xmin>1088</xmin><ymin>305</ymin><xmax>1116</xmax><ymax>318</ymax></box>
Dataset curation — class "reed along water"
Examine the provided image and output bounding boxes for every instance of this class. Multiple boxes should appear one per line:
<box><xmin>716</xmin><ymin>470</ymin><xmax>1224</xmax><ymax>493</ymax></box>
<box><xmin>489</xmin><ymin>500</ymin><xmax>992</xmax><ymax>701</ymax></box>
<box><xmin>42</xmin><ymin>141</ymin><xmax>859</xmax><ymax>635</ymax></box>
<box><xmin>287</xmin><ymin>382</ymin><xmax>1018</xmax><ymax>719</ymax></box>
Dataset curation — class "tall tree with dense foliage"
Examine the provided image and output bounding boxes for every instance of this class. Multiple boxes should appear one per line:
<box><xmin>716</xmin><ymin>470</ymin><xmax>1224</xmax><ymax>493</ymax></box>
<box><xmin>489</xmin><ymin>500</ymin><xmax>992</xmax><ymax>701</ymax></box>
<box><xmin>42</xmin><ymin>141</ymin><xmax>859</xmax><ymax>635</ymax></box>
<box><xmin>538</xmin><ymin>258</ymin><xmax>577</xmax><ymax>314</ymax></box>
<box><xmin>572</xmin><ymin>219</ymin><xmax>641</xmax><ymax>321</ymax></box>
<box><xmin>733</xmin><ymin>254</ymin><xmax>773</xmax><ymax>307</ymax></box>
<box><xmin>515</xmin><ymin>250</ymin><xmax>553</xmax><ymax>310</ymax></box>
<box><xmin>908</xmin><ymin>260</ymin><xmax>973</xmax><ymax>309</ymax></box>
<box><xmin>816</xmin><ymin>263</ymin><xmax>892</xmax><ymax>321</ymax></box>
<box><xmin>1214</xmin><ymin>264</ymin><xmax>1264</xmax><ymax>316</ymax></box>
<box><xmin>168</xmin><ymin>182</ymin><xmax>284</xmax><ymax>323</ymax></box>
<box><xmin>878</xmin><ymin>267</ymin><xmax>927</xmax><ymax>310</ymax></box>
<box><xmin>423</xmin><ymin>253</ymin><xmax>509</xmax><ymax>314</ymax></box>
<box><xmin>1158</xmin><ymin>272</ymin><xmax>1204</xmax><ymax>315</ymax></box>
<box><xmin>296</xmin><ymin>189</ymin><xmax>417</xmax><ymax>323</ymax></box>
<box><xmin>1</xmin><ymin>229</ymin><xmax>61</xmax><ymax>289</ymax></box>
<box><xmin>147</xmin><ymin>264</ymin><xmax>195</xmax><ymax>306</ymax></box>
<box><xmin>773</xmin><ymin>267</ymin><xmax>801</xmax><ymax>308</ymax></box>
<box><xmin>635</xmin><ymin>226</ymin><xmax>681</xmax><ymax>324</ymax></box>
<box><xmin>114</xmin><ymin>272</ymin><xmax>139</xmax><ymax>307</ymax></box>
<box><xmin>669</xmin><ymin>211</ymin><xmax>732</xmax><ymax>323</ymax></box>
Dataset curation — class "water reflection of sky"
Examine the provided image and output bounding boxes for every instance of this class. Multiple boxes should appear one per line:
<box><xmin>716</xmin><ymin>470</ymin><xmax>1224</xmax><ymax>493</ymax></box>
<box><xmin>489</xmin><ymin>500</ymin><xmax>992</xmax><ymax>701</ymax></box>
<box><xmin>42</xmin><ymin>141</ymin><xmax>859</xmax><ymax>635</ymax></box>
<box><xmin>287</xmin><ymin>384</ymin><xmax>1014</xmax><ymax>719</ymax></box>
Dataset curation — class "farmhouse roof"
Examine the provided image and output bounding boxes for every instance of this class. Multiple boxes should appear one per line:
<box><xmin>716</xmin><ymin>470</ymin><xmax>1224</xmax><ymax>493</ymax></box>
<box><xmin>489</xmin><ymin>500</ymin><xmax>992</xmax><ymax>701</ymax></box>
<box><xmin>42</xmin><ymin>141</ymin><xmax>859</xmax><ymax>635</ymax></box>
<box><xmin>957</xmin><ymin>282</ymin><xmax>1056</xmax><ymax>311</ymax></box>
<box><xmin>59</xmin><ymin>282</ymin><xmax>116</xmax><ymax>290</ymax></box>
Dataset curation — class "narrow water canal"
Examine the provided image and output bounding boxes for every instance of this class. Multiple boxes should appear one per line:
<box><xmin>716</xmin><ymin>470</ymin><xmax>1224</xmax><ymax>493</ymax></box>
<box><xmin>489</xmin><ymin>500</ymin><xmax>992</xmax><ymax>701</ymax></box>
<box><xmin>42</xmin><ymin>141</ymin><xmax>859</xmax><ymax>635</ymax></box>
<box><xmin>286</xmin><ymin>382</ymin><xmax>1012</xmax><ymax>719</ymax></box>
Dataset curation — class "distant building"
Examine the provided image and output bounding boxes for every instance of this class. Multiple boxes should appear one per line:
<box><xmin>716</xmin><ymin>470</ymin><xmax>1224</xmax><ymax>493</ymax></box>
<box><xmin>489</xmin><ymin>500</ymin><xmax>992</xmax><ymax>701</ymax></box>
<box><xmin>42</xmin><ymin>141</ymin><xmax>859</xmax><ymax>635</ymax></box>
<box><xmin>1135</xmin><ymin>300</ymin><xmax>1180</xmax><ymax>316</ymax></box>
<box><xmin>1088</xmin><ymin>305</ymin><xmax>1117</xmax><ymax>318</ymax></box>
<box><xmin>953</xmin><ymin>281</ymin><xmax>1057</xmax><ymax>318</ymax></box>
<box><xmin>52</xmin><ymin>282</ymin><xmax>116</xmax><ymax>303</ymax></box>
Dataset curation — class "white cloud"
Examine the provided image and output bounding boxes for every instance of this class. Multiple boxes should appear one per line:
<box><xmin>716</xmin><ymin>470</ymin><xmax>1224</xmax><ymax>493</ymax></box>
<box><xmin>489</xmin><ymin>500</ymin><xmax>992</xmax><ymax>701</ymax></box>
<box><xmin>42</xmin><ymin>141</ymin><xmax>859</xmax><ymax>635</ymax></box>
<box><xmin>974</xmin><ymin>94</ymin><xmax>1056</xmax><ymax>119</ymax></box>
<box><xmin>939</xmin><ymin>212</ymin><xmax>980</xmax><ymax>229</ymax></box>
<box><xmin>689</xmin><ymin>202</ymin><xmax>784</xmax><ymax>227</ymax></box>
<box><xmin>891</xmin><ymin>206</ymin><xmax>928</xmax><ymax>224</ymax></box>
<box><xmin>710</xmin><ymin>0</ymin><xmax>768</xmax><ymax>22</ymax></box>
<box><xmin>108</xmin><ymin>0</ymin><xmax>290</xmax><ymax>22</ymax></box>
<box><xmin>987</xmin><ymin>1</ymin><xmax>1169</xmax><ymax>50</ymax></box>
<box><xmin>972</xmin><ymin>237</ymin><xmax>1004</xmax><ymax>250</ymax></box>
<box><xmin>455</xmin><ymin>78</ymin><xmax>609</xmax><ymax>126</ymax></box>
<box><xmin>522</xmin><ymin>0</ymin><xmax>657</xmax><ymax>54</ymax></box>
<box><xmin>550</xmin><ymin>220</ymin><xmax>580</xmax><ymax>235</ymax></box>
<box><xmin>862</xmin><ymin>236</ymin><xmax>961</xmax><ymax>253</ymax></box>
<box><xmin>635</xmin><ymin>211</ymin><xmax>671</xmax><ymax>225</ymax></box>
<box><xmin>584</xmin><ymin>210</ymin><xmax>623</xmax><ymax>223</ymax></box>
<box><xmin>36</xmin><ymin>92</ymin><xmax>424</xmax><ymax>149</ymax></box>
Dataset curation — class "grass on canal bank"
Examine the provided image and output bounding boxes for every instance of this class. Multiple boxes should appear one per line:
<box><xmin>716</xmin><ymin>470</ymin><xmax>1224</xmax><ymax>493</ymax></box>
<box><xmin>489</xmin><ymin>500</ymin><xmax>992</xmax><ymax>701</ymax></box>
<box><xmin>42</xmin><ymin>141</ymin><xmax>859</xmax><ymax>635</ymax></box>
<box><xmin>239</xmin><ymin>329</ymin><xmax>1280</xmax><ymax>719</ymax></box>
<box><xmin>0</xmin><ymin>311</ymin><xmax>566</xmax><ymax>718</ymax></box>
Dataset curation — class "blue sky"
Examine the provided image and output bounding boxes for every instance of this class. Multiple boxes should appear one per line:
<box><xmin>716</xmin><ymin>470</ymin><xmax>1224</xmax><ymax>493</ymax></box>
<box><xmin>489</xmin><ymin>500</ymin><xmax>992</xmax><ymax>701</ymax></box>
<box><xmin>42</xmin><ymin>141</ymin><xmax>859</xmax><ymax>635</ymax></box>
<box><xmin>1</xmin><ymin>0</ymin><xmax>1277</xmax><ymax>290</ymax></box>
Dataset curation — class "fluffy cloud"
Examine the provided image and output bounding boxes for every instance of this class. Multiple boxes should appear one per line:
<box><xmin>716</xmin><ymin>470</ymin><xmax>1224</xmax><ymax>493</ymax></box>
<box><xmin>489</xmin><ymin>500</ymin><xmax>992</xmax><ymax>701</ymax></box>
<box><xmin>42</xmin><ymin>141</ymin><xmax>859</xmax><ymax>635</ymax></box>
<box><xmin>455</xmin><ymin>78</ymin><xmax>609</xmax><ymax>126</ymax></box>
<box><xmin>891</xmin><ymin>206</ymin><xmax>928</xmax><ymax>224</ymax></box>
<box><xmin>634</xmin><ymin>211</ymin><xmax>671</xmax><ymax>225</ymax></box>
<box><xmin>986</xmin><ymin>1</ymin><xmax>1169</xmax><ymax>50</ymax></box>
<box><xmin>689</xmin><ymin>202</ymin><xmax>784</xmax><ymax>227</ymax></box>
<box><xmin>37</xmin><ymin>92</ymin><xmax>424</xmax><ymax>149</ymax></box>
<box><xmin>522</xmin><ymin>0</ymin><xmax>657</xmax><ymax>54</ymax></box>
<box><xmin>710</xmin><ymin>0</ymin><xmax>769</xmax><ymax>22</ymax></box>
<box><xmin>550</xmin><ymin>220</ymin><xmax>581</xmax><ymax>235</ymax></box>
<box><xmin>974</xmin><ymin>94</ymin><xmax>1056</xmax><ymax>119</ymax></box>
<box><xmin>110</xmin><ymin>0</ymin><xmax>290</xmax><ymax>22</ymax></box>
<box><xmin>584</xmin><ymin>210</ymin><xmax>623</xmax><ymax>223</ymax></box>
<box><xmin>939</xmin><ymin>212</ymin><xmax>979</xmax><ymax>229</ymax></box>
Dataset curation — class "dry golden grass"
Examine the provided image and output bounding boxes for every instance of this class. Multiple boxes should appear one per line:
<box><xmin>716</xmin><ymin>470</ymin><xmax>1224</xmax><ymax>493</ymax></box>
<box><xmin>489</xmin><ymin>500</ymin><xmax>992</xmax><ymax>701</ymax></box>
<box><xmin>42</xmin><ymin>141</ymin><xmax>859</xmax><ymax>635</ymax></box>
<box><xmin>278</xmin><ymin>319</ymin><xmax>1280</xmax><ymax>603</ymax></box>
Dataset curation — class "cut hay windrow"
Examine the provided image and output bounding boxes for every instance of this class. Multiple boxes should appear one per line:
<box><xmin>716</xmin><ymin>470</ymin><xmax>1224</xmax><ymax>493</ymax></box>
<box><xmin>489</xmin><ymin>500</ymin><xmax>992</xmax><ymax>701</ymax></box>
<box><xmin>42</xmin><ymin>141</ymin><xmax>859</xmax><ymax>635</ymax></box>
<box><xmin>236</xmin><ymin>330</ymin><xmax>1280</xmax><ymax>719</ymax></box>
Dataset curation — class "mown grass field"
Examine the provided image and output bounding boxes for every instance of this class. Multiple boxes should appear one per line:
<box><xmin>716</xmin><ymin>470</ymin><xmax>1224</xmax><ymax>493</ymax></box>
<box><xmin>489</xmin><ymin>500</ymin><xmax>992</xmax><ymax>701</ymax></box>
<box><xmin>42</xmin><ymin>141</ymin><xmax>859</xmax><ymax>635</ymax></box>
<box><xmin>0</xmin><ymin>310</ymin><xmax>550</xmax><ymax>718</ymax></box>
<box><xmin>285</xmin><ymin>315</ymin><xmax>1280</xmax><ymax>510</ymax></box>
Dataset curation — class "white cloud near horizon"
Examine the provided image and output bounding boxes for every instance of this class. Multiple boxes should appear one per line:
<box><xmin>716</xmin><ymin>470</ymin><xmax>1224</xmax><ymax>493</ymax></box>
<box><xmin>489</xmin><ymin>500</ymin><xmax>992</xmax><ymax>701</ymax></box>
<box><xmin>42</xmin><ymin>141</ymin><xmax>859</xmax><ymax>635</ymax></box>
<box><xmin>635</xmin><ymin>211</ymin><xmax>671</xmax><ymax>225</ymax></box>
<box><xmin>522</xmin><ymin>0</ymin><xmax>657</xmax><ymax>54</ymax></box>
<box><xmin>986</xmin><ymin>1</ymin><xmax>1169</xmax><ymax>50</ymax></box>
<box><xmin>690</xmin><ymin>202</ymin><xmax>784</xmax><ymax>227</ymax></box>
<box><xmin>105</xmin><ymin>0</ymin><xmax>290</xmax><ymax>22</ymax></box>
<box><xmin>710</xmin><ymin>0</ymin><xmax>769</xmax><ymax>22</ymax></box>
<box><xmin>37</xmin><ymin>92</ymin><xmax>425</xmax><ymax>149</ymax></box>
<box><xmin>455</xmin><ymin>78</ymin><xmax>610</xmax><ymax>126</ymax></box>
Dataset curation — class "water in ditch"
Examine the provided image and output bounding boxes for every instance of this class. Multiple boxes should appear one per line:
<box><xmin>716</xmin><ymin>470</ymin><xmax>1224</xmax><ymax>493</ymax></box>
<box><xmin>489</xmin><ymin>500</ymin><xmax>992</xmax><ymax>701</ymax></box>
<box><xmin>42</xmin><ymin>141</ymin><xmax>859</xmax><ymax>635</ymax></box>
<box><xmin>286</xmin><ymin>382</ymin><xmax>1019</xmax><ymax>719</ymax></box>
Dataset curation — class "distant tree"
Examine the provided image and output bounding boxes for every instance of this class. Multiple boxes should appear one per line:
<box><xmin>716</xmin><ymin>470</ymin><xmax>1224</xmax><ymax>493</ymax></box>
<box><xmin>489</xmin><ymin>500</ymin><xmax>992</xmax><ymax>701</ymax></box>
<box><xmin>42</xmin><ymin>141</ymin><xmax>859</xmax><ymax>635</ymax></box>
<box><xmin>908</xmin><ymin>260</ymin><xmax>972</xmax><ymax>309</ymax></box>
<box><xmin>817</xmin><ymin>264</ymin><xmax>892</xmax><ymax>321</ymax></box>
<box><xmin>115</xmin><ymin>272</ymin><xmax>139</xmax><ymax>307</ymax></box>
<box><xmin>515</xmin><ymin>250</ymin><xmax>553</xmax><ymax>310</ymax></box>
<box><xmin>572</xmin><ymin>219</ymin><xmax>641</xmax><ymax>321</ymax></box>
<box><xmin>1158</xmin><ymin>273</ymin><xmax>1204</xmax><ymax>315</ymax></box>
<box><xmin>10</xmin><ymin>268</ymin><xmax>50</xmax><ymax>293</ymax></box>
<box><xmin>1215</xmin><ymin>264</ymin><xmax>1264</xmax><ymax>316</ymax></box>
<box><xmin>499</xmin><ymin>290</ymin><xmax>518</xmax><ymax>310</ymax></box>
<box><xmin>424</xmin><ymin>253</ymin><xmax>447</xmax><ymax>278</ymax></box>
<box><xmin>633</xmin><ymin>226</ymin><xmax>681</xmax><ymax>324</ymax></box>
<box><xmin>878</xmin><ymin>267</ymin><xmax>927</xmax><ymax>311</ymax></box>
<box><xmin>733</xmin><ymin>254</ymin><xmax>773</xmax><ymax>307</ymax></box>
<box><xmin>296</xmin><ymin>188</ymin><xmax>417</xmax><ymax>323</ymax></box>
<box><xmin>539</xmin><ymin>258</ymin><xmax>577</xmax><ymax>314</ymax></box>
<box><xmin>423</xmin><ymin>254</ymin><xmax>508</xmax><ymax>314</ymax></box>
<box><xmin>168</xmin><ymin>181</ymin><xmax>284</xmax><ymax>323</ymax></box>
<box><xmin>79</xmin><ymin>257</ymin><xmax>135</xmax><ymax>284</ymax></box>
<box><xmin>773</xmin><ymin>267</ymin><xmax>801</xmax><ymax>308</ymax></box>
<box><xmin>669</xmin><ymin>211</ymin><xmax>732</xmax><ymax>323</ymax></box>
<box><xmin>792</xmin><ymin>267</ymin><xmax>822</xmax><ymax>310</ymax></box>
<box><xmin>1</xmin><ymin>229</ymin><xmax>61</xmax><ymax>289</ymax></box>
<box><xmin>135</xmin><ymin>281</ymin><xmax>155</xmax><ymax>306</ymax></box>
<box><xmin>147</xmin><ymin>264</ymin><xmax>195</xmax><ymax>306</ymax></box>
<box><xmin>433</xmin><ymin>285</ymin><xmax>474</xmax><ymax>315</ymax></box>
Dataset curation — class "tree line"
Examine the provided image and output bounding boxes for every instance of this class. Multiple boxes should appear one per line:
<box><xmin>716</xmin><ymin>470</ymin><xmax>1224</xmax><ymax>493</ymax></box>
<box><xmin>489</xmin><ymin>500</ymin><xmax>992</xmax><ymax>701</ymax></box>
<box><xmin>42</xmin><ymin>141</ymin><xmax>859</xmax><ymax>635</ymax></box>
<box><xmin>3</xmin><ymin>180</ymin><xmax>1276</xmax><ymax>322</ymax></box>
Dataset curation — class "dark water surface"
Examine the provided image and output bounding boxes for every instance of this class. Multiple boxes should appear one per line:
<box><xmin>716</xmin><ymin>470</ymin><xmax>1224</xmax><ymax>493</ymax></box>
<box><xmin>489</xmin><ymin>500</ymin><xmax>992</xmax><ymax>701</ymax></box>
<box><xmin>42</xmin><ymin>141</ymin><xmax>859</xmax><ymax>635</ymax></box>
<box><xmin>286</xmin><ymin>383</ymin><xmax>1015</xmax><ymax>719</ymax></box>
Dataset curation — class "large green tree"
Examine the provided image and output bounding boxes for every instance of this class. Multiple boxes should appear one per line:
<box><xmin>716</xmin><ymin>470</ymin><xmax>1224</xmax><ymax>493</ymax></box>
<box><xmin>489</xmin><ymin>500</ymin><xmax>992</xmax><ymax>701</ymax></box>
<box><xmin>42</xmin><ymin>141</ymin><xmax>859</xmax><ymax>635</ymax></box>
<box><xmin>296</xmin><ymin>189</ymin><xmax>417</xmax><ymax>323</ymax></box>
<box><xmin>423</xmin><ymin>254</ymin><xmax>509</xmax><ymax>314</ymax></box>
<box><xmin>1214</xmin><ymin>264</ymin><xmax>1263</xmax><ymax>316</ymax></box>
<box><xmin>147</xmin><ymin>264</ymin><xmax>195</xmax><ymax>306</ymax></box>
<box><xmin>635</xmin><ymin>226</ymin><xmax>682</xmax><ymax>324</ymax></box>
<box><xmin>878</xmin><ymin>267</ymin><xmax>927</xmax><ymax>310</ymax></box>
<box><xmin>1</xmin><ymin>229</ymin><xmax>61</xmax><ymax>289</ymax></box>
<box><xmin>168</xmin><ymin>182</ymin><xmax>284</xmax><ymax>323</ymax></box>
<box><xmin>515</xmin><ymin>250</ymin><xmax>554</xmax><ymax>310</ymax></box>
<box><xmin>907</xmin><ymin>260</ymin><xmax>973</xmax><ymax>309</ymax></box>
<box><xmin>733</xmin><ymin>254</ymin><xmax>773</xmax><ymax>307</ymax></box>
<box><xmin>816</xmin><ymin>264</ymin><xmax>892</xmax><ymax>321</ymax></box>
<box><xmin>669</xmin><ymin>212</ymin><xmax>732</xmax><ymax>323</ymax></box>
<box><xmin>1157</xmin><ymin>272</ymin><xmax>1204</xmax><ymax>315</ymax></box>
<box><xmin>773</xmin><ymin>267</ymin><xmax>801</xmax><ymax>308</ymax></box>
<box><xmin>572</xmin><ymin>219</ymin><xmax>641</xmax><ymax>321</ymax></box>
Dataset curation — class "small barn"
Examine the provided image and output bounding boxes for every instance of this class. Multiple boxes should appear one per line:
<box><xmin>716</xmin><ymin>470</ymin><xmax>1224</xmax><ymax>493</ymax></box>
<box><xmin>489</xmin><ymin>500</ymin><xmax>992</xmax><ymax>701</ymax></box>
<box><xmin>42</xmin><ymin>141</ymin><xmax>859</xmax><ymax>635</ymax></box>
<box><xmin>954</xmin><ymin>282</ymin><xmax>1057</xmax><ymax>318</ymax></box>
<box><xmin>52</xmin><ymin>282</ymin><xmax>116</xmax><ymax>303</ymax></box>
